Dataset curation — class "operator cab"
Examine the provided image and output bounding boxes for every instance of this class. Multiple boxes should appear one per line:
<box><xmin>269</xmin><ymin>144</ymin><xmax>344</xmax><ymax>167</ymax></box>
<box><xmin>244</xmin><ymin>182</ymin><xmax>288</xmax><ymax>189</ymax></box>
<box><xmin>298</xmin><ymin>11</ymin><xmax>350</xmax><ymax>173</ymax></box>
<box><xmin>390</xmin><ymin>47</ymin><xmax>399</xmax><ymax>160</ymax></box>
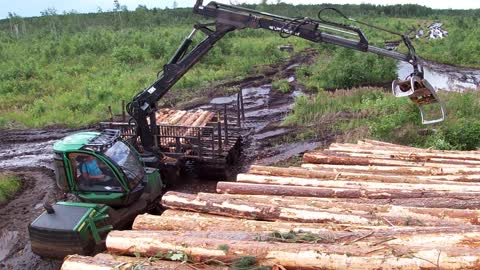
<box><xmin>53</xmin><ymin>130</ymin><xmax>146</xmax><ymax>207</ymax></box>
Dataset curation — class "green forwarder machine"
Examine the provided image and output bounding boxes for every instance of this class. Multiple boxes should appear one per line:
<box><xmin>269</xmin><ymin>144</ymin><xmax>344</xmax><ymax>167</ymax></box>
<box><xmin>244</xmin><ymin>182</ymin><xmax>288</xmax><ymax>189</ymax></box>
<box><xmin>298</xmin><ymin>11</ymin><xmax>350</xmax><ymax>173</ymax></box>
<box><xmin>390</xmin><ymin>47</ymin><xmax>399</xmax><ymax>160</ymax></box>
<box><xmin>29</xmin><ymin>130</ymin><xmax>164</xmax><ymax>258</ymax></box>
<box><xmin>29</xmin><ymin>0</ymin><xmax>445</xmax><ymax>259</ymax></box>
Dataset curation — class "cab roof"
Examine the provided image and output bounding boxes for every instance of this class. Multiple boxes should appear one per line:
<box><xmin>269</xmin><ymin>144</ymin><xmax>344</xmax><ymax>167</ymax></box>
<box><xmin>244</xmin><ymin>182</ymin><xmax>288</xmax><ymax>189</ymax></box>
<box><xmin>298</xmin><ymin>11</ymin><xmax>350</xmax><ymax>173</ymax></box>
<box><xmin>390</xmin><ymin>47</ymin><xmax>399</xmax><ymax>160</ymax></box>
<box><xmin>53</xmin><ymin>132</ymin><xmax>100</xmax><ymax>152</ymax></box>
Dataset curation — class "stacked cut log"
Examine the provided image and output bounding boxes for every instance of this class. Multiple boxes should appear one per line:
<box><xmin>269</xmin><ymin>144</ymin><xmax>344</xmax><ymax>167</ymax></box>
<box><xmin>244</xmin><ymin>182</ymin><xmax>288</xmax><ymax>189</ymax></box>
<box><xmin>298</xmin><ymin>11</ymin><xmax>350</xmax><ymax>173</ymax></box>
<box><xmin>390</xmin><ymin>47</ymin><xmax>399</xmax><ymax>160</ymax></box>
<box><xmin>62</xmin><ymin>140</ymin><xmax>480</xmax><ymax>270</ymax></box>
<box><xmin>155</xmin><ymin>109</ymin><xmax>216</xmax><ymax>147</ymax></box>
<box><xmin>155</xmin><ymin>108</ymin><xmax>215</xmax><ymax>127</ymax></box>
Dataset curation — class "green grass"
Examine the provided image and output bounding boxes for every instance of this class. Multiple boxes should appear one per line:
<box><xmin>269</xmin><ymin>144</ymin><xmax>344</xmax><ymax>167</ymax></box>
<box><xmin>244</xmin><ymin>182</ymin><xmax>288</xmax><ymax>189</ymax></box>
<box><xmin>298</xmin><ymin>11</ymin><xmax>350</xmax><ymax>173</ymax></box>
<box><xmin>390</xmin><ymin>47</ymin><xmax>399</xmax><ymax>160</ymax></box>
<box><xmin>1</xmin><ymin>5</ymin><xmax>479</xmax><ymax>128</ymax></box>
<box><xmin>272</xmin><ymin>79</ymin><xmax>291</xmax><ymax>93</ymax></box>
<box><xmin>285</xmin><ymin>88</ymin><xmax>480</xmax><ymax>150</ymax></box>
<box><xmin>0</xmin><ymin>28</ymin><xmax>311</xmax><ymax>128</ymax></box>
<box><xmin>0</xmin><ymin>174</ymin><xmax>21</xmax><ymax>204</ymax></box>
<box><xmin>296</xmin><ymin>48</ymin><xmax>397</xmax><ymax>91</ymax></box>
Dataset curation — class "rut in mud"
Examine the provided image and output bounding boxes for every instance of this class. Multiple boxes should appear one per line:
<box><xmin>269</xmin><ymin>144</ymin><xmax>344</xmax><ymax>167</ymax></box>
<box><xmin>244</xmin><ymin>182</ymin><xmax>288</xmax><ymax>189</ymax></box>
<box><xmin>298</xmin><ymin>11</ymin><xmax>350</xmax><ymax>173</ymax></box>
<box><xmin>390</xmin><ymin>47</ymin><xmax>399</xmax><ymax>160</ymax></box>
<box><xmin>0</xmin><ymin>168</ymin><xmax>63</xmax><ymax>270</ymax></box>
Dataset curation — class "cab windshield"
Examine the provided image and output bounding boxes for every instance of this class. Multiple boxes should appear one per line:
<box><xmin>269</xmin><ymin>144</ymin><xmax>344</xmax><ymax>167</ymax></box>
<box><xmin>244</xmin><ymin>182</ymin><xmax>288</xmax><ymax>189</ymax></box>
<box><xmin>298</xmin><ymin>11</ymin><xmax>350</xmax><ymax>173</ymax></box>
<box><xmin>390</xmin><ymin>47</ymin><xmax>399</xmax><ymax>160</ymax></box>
<box><xmin>103</xmin><ymin>141</ymin><xmax>144</xmax><ymax>189</ymax></box>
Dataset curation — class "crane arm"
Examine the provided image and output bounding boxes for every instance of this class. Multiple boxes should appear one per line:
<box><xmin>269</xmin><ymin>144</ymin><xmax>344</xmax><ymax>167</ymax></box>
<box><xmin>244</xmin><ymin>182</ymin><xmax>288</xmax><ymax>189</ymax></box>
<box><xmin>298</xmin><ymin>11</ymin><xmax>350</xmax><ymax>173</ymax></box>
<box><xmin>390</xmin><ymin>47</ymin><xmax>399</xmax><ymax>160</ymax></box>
<box><xmin>129</xmin><ymin>0</ymin><xmax>442</xmax><ymax>151</ymax></box>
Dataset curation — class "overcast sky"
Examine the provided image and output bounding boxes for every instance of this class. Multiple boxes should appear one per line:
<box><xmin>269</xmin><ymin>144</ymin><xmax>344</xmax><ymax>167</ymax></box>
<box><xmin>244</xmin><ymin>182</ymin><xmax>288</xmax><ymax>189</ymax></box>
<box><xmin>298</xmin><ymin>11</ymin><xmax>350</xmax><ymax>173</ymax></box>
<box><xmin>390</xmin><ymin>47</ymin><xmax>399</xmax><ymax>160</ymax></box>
<box><xmin>2</xmin><ymin>0</ymin><xmax>480</xmax><ymax>19</ymax></box>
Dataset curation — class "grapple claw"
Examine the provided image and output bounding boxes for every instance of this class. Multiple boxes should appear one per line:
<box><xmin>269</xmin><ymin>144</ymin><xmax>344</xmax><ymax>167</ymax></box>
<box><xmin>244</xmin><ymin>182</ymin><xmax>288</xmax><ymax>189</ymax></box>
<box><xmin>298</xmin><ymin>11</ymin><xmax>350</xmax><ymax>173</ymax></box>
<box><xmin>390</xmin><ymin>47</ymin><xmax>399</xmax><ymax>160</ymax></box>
<box><xmin>392</xmin><ymin>76</ymin><xmax>446</xmax><ymax>125</ymax></box>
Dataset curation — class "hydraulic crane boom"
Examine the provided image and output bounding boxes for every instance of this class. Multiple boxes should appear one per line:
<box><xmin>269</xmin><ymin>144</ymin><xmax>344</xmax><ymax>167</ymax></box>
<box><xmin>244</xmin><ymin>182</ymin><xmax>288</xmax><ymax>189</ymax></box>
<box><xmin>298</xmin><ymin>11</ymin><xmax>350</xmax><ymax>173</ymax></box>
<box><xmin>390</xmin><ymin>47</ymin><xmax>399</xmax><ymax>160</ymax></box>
<box><xmin>127</xmin><ymin>0</ymin><xmax>445</xmax><ymax>152</ymax></box>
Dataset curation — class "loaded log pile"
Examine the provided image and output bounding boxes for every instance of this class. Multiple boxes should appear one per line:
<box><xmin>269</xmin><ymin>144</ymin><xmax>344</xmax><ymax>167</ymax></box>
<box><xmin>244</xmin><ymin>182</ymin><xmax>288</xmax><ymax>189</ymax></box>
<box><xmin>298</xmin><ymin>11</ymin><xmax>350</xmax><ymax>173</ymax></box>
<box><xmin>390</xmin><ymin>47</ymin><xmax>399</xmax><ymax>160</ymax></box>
<box><xmin>155</xmin><ymin>108</ymin><xmax>215</xmax><ymax>127</ymax></box>
<box><xmin>62</xmin><ymin>140</ymin><xmax>480</xmax><ymax>270</ymax></box>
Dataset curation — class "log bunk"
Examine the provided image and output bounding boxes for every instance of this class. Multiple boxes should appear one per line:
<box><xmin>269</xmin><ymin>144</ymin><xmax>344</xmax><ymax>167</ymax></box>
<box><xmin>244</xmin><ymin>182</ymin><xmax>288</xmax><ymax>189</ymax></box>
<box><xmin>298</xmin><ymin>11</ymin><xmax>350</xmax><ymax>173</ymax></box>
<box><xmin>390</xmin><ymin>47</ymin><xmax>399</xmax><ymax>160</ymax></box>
<box><xmin>62</xmin><ymin>139</ymin><xmax>480</xmax><ymax>270</ymax></box>
<box><xmin>100</xmin><ymin>108</ymin><xmax>243</xmax><ymax>178</ymax></box>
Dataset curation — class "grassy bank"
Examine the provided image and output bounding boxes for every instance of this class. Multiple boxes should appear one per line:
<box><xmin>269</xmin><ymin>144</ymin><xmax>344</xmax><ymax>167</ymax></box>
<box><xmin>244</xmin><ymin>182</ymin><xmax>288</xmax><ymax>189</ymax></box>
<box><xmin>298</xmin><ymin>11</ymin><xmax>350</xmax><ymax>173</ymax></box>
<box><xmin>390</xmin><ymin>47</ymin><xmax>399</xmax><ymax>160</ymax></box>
<box><xmin>285</xmin><ymin>88</ymin><xmax>480</xmax><ymax>150</ymax></box>
<box><xmin>0</xmin><ymin>174</ymin><xmax>21</xmax><ymax>205</ymax></box>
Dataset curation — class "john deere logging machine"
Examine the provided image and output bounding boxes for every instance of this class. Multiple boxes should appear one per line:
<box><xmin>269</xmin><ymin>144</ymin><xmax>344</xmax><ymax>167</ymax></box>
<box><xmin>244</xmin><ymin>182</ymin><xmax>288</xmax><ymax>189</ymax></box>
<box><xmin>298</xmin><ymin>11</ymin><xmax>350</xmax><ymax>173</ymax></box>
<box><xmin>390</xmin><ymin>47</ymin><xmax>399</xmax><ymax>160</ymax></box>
<box><xmin>29</xmin><ymin>0</ymin><xmax>445</xmax><ymax>259</ymax></box>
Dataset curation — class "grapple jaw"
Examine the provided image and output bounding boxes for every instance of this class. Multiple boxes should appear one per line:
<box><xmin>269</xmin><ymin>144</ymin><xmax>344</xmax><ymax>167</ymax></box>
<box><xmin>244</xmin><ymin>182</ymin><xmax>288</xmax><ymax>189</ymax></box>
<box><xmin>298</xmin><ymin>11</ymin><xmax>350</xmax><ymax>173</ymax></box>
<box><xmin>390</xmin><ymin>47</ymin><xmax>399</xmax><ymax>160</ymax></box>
<box><xmin>392</xmin><ymin>75</ymin><xmax>446</xmax><ymax>125</ymax></box>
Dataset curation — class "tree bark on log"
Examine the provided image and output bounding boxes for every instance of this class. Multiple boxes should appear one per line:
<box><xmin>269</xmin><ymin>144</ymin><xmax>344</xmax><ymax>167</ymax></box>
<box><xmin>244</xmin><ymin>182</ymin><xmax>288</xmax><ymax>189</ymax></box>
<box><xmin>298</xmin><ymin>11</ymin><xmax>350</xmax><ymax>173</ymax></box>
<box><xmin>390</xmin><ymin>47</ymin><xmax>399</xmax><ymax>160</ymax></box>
<box><xmin>303</xmin><ymin>152</ymin><xmax>478</xmax><ymax>167</ymax></box>
<box><xmin>204</xmin><ymin>191</ymin><xmax>480</xmax><ymax>210</ymax></box>
<box><xmin>134</xmin><ymin>210</ymin><xmax>361</xmax><ymax>233</ymax></box>
<box><xmin>161</xmin><ymin>192</ymin><xmax>476</xmax><ymax>226</ymax></box>
<box><xmin>106</xmin><ymin>230</ymin><xmax>480</xmax><ymax>270</ymax></box>
<box><xmin>357</xmin><ymin>139</ymin><xmax>480</xmax><ymax>154</ymax></box>
<box><xmin>247</xmin><ymin>165</ymin><xmax>469</xmax><ymax>185</ymax></box>
<box><xmin>169</xmin><ymin>110</ymin><xmax>188</xmax><ymax>125</ymax></box>
<box><xmin>301</xmin><ymin>163</ymin><xmax>480</xmax><ymax>176</ymax></box>
<box><xmin>217</xmin><ymin>181</ymin><xmax>480</xmax><ymax>199</ymax></box>
<box><xmin>61</xmin><ymin>254</ymin><xmax>222</xmax><ymax>270</ymax></box>
<box><xmin>133</xmin><ymin>210</ymin><xmax>480</xmax><ymax>239</ymax></box>
<box><xmin>193</xmin><ymin>193</ymin><xmax>480</xmax><ymax>225</ymax></box>
<box><xmin>193</xmin><ymin>193</ymin><xmax>480</xmax><ymax>226</ymax></box>
<box><xmin>358</xmin><ymin>139</ymin><xmax>419</xmax><ymax>149</ymax></box>
<box><xmin>321</xmin><ymin>150</ymin><xmax>480</xmax><ymax>165</ymax></box>
<box><xmin>113</xmin><ymin>228</ymin><xmax>480</xmax><ymax>247</ymax></box>
<box><xmin>161</xmin><ymin>191</ymin><xmax>376</xmax><ymax>224</ymax></box>
<box><xmin>328</xmin><ymin>144</ymin><xmax>480</xmax><ymax>161</ymax></box>
<box><xmin>237</xmin><ymin>173</ymin><xmax>480</xmax><ymax>190</ymax></box>
<box><xmin>236</xmin><ymin>173</ymin><xmax>480</xmax><ymax>191</ymax></box>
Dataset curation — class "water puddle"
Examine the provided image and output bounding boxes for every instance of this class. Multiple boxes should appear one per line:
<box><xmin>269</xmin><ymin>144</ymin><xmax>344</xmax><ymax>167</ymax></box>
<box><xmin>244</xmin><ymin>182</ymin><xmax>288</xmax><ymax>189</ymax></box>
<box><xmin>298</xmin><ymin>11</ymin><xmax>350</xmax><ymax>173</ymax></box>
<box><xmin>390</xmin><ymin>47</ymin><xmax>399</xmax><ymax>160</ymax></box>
<box><xmin>253</xmin><ymin>128</ymin><xmax>291</xmax><ymax>140</ymax></box>
<box><xmin>210</xmin><ymin>95</ymin><xmax>238</xmax><ymax>105</ymax></box>
<box><xmin>0</xmin><ymin>140</ymin><xmax>56</xmax><ymax>170</ymax></box>
<box><xmin>397</xmin><ymin>62</ymin><xmax>480</xmax><ymax>91</ymax></box>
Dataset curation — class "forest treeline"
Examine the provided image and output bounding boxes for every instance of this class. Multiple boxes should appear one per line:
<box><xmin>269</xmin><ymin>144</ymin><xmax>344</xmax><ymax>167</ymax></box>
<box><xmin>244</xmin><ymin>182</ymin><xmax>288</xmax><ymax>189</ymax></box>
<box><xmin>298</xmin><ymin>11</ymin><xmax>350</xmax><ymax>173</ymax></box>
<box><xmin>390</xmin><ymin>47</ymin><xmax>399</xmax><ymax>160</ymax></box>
<box><xmin>1</xmin><ymin>3</ymin><xmax>479</xmax><ymax>35</ymax></box>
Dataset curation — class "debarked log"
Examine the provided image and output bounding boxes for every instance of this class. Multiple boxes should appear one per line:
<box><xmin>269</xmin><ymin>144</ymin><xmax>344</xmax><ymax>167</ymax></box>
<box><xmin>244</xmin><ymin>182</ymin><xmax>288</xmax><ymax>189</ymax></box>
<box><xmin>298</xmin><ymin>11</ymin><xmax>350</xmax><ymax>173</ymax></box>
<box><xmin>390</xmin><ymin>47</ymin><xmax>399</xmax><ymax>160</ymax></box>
<box><xmin>216</xmin><ymin>181</ymin><xmax>480</xmax><ymax>199</ymax></box>
<box><xmin>133</xmin><ymin>210</ymin><xmax>346</xmax><ymax>233</ymax></box>
<box><xmin>204</xmin><ymin>191</ymin><xmax>480</xmax><ymax>210</ymax></box>
<box><xmin>301</xmin><ymin>163</ymin><xmax>480</xmax><ymax>176</ymax></box>
<box><xmin>192</xmin><ymin>193</ymin><xmax>480</xmax><ymax>225</ymax></box>
<box><xmin>161</xmin><ymin>192</ymin><xmax>476</xmax><ymax>226</ymax></box>
<box><xmin>322</xmin><ymin>150</ymin><xmax>480</xmax><ymax>165</ymax></box>
<box><xmin>246</xmin><ymin>165</ymin><xmax>468</xmax><ymax>184</ymax></box>
<box><xmin>328</xmin><ymin>143</ymin><xmax>480</xmax><ymax>161</ymax></box>
<box><xmin>133</xmin><ymin>210</ymin><xmax>480</xmax><ymax>238</ymax></box>
<box><xmin>303</xmin><ymin>152</ymin><xmax>478</xmax><ymax>168</ymax></box>
<box><xmin>106</xmin><ymin>230</ymin><xmax>480</xmax><ymax>270</ymax></box>
<box><xmin>116</xmin><ymin>228</ymin><xmax>480</xmax><ymax>248</ymax></box>
<box><xmin>236</xmin><ymin>173</ymin><xmax>480</xmax><ymax>191</ymax></box>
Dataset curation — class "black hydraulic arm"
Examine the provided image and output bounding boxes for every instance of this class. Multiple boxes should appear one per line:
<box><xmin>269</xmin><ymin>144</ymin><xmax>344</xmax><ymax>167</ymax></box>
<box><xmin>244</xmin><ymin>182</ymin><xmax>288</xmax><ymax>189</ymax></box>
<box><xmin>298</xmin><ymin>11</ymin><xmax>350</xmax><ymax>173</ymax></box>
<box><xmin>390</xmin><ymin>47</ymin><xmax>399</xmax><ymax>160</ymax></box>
<box><xmin>128</xmin><ymin>0</ymin><xmax>423</xmax><ymax>151</ymax></box>
<box><xmin>194</xmin><ymin>1</ymin><xmax>420</xmax><ymax>67</ymax></box>
<box><xmin>127</xmin><ymin>23</ymin><xmax>235</xmax><ymax>150</ymax></box>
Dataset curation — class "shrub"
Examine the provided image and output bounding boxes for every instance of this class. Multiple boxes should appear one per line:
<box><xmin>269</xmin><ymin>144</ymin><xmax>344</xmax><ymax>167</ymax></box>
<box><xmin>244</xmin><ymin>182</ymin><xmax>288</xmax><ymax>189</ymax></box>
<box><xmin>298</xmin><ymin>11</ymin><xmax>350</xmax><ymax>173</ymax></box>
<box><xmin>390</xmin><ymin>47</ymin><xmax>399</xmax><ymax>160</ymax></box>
<box><xmin>112</xmin><ymin>45</ymin><xmax>146</xmax><ymax>64</ymax></box>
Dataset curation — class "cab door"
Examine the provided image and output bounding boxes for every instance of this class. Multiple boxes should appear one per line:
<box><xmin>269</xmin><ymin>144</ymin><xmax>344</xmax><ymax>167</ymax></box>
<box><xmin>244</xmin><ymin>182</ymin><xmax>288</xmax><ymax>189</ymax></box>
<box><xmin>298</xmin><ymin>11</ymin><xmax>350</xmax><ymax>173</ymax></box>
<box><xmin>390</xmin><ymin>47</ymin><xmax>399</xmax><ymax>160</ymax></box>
<box><xmin>65</xmin><ymin>152</ymin><xmax>128</xmax><ymax>206</ymax></box>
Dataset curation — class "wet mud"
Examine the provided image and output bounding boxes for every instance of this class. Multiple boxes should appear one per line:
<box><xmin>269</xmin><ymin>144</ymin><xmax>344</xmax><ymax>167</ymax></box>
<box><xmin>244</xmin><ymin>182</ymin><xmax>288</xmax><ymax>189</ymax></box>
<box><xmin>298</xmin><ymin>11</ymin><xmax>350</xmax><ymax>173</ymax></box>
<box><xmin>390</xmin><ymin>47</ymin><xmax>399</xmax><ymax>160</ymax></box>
<box><xmin>0</xmin><ymin>168</ymin><xmax>63</xmax><ymax>270</ymax></box>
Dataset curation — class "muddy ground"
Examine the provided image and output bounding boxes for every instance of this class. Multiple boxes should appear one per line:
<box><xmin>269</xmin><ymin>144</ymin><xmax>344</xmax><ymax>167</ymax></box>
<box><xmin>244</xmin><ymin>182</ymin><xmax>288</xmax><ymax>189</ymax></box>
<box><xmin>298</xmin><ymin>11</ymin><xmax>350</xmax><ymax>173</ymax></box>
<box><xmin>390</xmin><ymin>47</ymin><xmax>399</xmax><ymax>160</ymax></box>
<box><xmin>0</xmin><ymin>49</ymin><xmax>331</xmax><ymax>269</ymax></box>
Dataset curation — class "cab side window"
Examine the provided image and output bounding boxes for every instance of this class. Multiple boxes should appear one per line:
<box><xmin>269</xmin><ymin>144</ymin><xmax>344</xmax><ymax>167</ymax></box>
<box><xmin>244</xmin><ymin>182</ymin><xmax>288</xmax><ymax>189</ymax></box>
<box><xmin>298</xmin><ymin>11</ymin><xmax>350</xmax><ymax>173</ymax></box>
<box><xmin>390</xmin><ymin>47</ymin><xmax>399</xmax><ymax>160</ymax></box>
<box><xmin>67</xmin><ymin>153</ymin><xmax>123</xmax><ymax>192</ymax></box>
